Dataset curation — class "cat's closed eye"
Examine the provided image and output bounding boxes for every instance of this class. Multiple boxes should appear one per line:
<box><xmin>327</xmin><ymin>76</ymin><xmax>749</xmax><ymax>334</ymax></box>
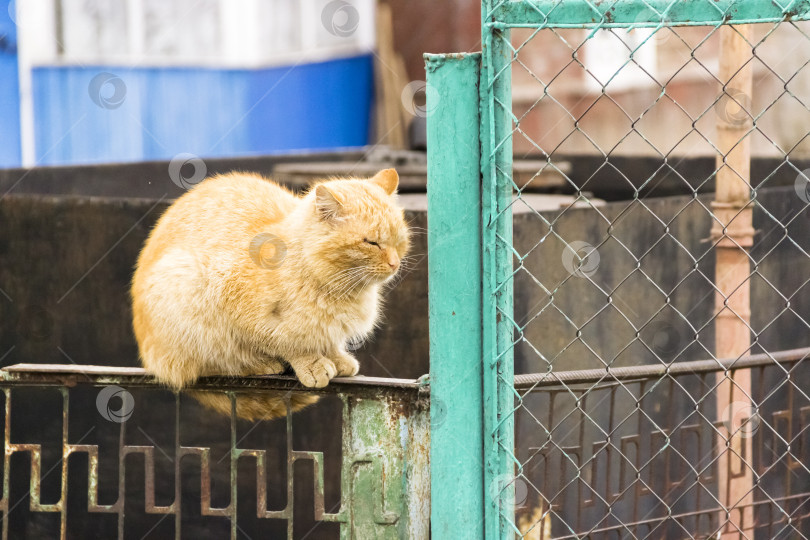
<box><xmin>363</xmin><ymin>238</ymin><xmax>380</xmax><ymax>247</ymax></box>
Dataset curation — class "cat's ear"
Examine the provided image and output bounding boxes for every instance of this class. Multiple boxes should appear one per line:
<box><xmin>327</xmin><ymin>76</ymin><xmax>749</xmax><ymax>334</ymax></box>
<box><xmin>315</xmin><ymin>184</ymin><xmax>344</xmax><ymax>221</ymax></box>
<box><xmin>370</xmin><ymin>168</ymin><xmax>399</xmax><ymax>195</ymax></box>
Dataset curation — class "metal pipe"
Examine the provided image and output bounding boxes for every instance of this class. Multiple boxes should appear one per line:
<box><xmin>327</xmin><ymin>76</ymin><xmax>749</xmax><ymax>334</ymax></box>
<box><xmin>481</xmin><ymin>3</ymin><xmax>516</xmax><ymax>535</ymax></box>
<box><xmin>713</xmin><ymin>22</ymin><xmax>755</xmax><ymax>539</ymax></box>
<box><xmin>0</xmin><ymin>364</ymin><xmax>424</xmax><ymax>396</ymax></box>
<box><xmin>513</xmin><ymin>347</ymin><xmax>810</xmax><ymax>389</ymax></box>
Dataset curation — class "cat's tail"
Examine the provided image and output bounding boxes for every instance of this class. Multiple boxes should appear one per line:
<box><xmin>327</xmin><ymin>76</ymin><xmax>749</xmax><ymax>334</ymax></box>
<box><xmin>188</xmin><ymin>391</ymin><xmax>319</xmax><ymax>421</ymax></box>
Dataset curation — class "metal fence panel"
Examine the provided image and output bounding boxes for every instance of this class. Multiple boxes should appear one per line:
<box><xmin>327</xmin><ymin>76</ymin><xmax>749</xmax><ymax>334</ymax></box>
<box><xmin>480</xmin><ymin>0</ymin><xmax>810</xmax><ymax>537</ymax></box>
<box><xmin>0</xmin><ymin>365</ymin><xmax>429</xmax><ymax>539</ymax></box>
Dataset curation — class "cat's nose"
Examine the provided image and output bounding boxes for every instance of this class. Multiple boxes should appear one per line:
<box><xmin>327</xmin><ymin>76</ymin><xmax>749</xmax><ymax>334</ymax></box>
<box><xmin>386</xmin><ymin>249</ymin><xmax>400</xmax><ymax>271</ymax></box>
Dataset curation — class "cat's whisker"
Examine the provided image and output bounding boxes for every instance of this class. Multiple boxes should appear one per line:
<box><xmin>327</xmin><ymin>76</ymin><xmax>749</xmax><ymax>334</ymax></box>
<box><xmin>312</xmin><ymin>263</ymin><xmax>363</xmax><ymax>296</ymax></box>
<box><xmin>337</xmin><ymin>274</ymin><xmax>372</xmax><ymax>301</ymax></box>
<box><xmin>343</xmin><ymin>268</ymin><xmax>375</xmax><ymax>292</ymax></box>
<box><xmin>386</xmin><ymin>259</ymin><xmax>422</xmax><ymax>290</ymax></box>
<box><xmin>398</xmin><ymin>260</ymin><xmax>421</xmax><ymax>271</ymax></box>
<box><xmin>318</xmin><ymin>267</ymin><xmax>368</xmax><ymax>292</ymax></box>
<box><xmin>319</xmin><ymin>270</ymin><xmax>358</xmax><ymax>290</ymax></box>
<box><xmin>325</xmin><ymin>276</ymin><xmax>364</xmax><ymax>299</ymax></box>
<box><xmin>326</xmin><ymin>266</ymin><xmax>367</xmax><ymax>280</ymax></box>
<box><xmin>324</xmin><ymin>267</ymin><xmax>372</xmax><ymax>298</ymax></box>
<box><xmin>331</xmin><ymin>277</ymin><xmax>365</xmax><ymax>299</ymax></box>
<box><xmin>331</xmin><ymin>274</ymin><xmax>360</xmax><ymax>300</ymax></box>
<box><xmin>334</xmin><ymin>267</ymin><xmax>371</xmax><ymax>285</ymax></box>
<box><xmin>384</xmin><ymin>274</ymin><xmax>407</xmax><ymax>292</ymax></box>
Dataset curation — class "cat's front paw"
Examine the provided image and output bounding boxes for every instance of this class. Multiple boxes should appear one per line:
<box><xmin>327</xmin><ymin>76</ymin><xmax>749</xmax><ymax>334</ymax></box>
<box><xmin>333</xmin><ymin>352</ymin><xmax>359</xmax><ymax>377</ymax></box>
<box><xmin>292</xmin><ymin>356</ymin><xmax>337</xmax><ymax>388</ymax></box>
<box><xmin>263</xmin><ymin>357</ymin><xmax>286</xmax><ymax>375</ymax></box>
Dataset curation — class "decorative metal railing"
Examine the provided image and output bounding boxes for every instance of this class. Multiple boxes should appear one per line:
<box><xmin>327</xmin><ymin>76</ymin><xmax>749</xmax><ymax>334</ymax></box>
<box><xmin>0</xmin><ymin>364</ymin><xmax>429</xmax><ymax>539</ymax></box>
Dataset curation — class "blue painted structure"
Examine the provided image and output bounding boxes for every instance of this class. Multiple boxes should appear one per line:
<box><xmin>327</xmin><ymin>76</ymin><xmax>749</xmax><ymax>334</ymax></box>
<box><xmin>0</xmin><ymin>0</ymin><xmax>20</xmax><ymax>168</ymax></box>
<box><xmin>29</xmin><ymin>54</ymin><xmax>373</xmax><ymax>166</ymax></box>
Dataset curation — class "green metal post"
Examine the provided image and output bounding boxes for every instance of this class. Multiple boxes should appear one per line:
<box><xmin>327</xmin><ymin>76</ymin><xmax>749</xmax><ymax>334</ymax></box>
<box><xmin>481</xmin><ymin>1</ymin><xmax>515</xmax><ymax>537</ymax></box>
<box><xmin>425</xmin><ymin>52</ymin><xmax>485</xmax><ymax>538</ymax></box>
<box><xmin>335</xmin><ymin>395</ymin><xmax>430</xmax><ymax>539</ymax></box>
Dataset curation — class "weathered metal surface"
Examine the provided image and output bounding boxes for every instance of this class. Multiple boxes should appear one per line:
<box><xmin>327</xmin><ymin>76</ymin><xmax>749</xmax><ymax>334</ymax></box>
<box><xmin>481</xmin><ymin>1</ymin><xmax>516</xmax><ymax>537</ymax></box>
<box><xmin>425</xmin><ymin>51</ymin><xmax>485</xmax><ymax>538</ymax></box>
<box><xmin>334</xmin><ymin>394</ymin><xmax>430</xmax><ymax>539</ymax></box>
<box><xmin>0</xmin><ymin>365</ymin><xmax>429</xmax><ymax>539</ymax></box>
<box><xmin>1</xmin><ymin>364</ymin><xmax>423</xmax><ymax>396</ymax></box>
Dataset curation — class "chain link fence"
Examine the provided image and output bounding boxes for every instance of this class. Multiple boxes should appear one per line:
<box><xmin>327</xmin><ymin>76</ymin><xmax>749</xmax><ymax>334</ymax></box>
<box><xmin>481</xmin><ymin>1</ymin><xmax>810</xmax><ymax>538</ymax></box>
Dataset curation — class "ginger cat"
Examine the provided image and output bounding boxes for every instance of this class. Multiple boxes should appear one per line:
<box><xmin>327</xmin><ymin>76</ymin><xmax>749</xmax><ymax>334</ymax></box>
<box><xmin>131</xmin><ymin>169</ymin><xmax>409</xmax><ymax>420</ymax></box>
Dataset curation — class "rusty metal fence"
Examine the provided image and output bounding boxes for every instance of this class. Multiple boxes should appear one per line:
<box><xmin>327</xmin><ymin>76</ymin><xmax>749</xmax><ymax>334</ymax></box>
<box><xmin>0</xmin><ymin>364</ymin><xmax>429</xmax><ymax>539</ymax></box>
<box><xmin>474</xmin><ymin>0</ymin><xmax>810</xmax><ymax>538</ymax></box>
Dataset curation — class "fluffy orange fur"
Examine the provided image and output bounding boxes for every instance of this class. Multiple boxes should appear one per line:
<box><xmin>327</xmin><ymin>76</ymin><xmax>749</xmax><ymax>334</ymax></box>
<box><xmin>131</xmin><ymin>169</ymin><xmax>409</xmax><ymax>420</ymax></box>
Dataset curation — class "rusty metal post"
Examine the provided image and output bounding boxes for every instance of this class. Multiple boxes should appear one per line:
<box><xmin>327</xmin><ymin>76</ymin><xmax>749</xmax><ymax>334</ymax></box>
<box><xmin>712</xmin><ymin>23</ymin><xmax>755</xmax><ymax>539</ymax></box>
<box><xmin>328</xmin><ymin>394</ymin><xmax>430</xmax><ymax>539</ymax></box>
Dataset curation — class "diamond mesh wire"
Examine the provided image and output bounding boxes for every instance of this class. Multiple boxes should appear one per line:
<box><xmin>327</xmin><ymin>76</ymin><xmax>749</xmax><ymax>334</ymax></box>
<box><xmin>483</xmin><ymin>1</ymin><xmax>810</xmax><ymax>538</ymax></box>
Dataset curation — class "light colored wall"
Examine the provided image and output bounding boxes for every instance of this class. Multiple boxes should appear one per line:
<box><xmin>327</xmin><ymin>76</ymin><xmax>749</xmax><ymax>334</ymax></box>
<box><xmin>511</xmin><ymin>23</ymin><xmax>810</xmax><ymax>158</ymax></box>
<box><xmin>10</xmin><ymin>0</ymin><xmax>377</xmax><ymax>166</ymax></box>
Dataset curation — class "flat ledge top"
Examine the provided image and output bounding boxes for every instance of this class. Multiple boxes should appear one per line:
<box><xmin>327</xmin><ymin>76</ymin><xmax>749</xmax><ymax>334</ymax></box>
<box><xmin>1</xmin><ymin>364</ymin><xmax>427</xmax><ymax>395</ymax></box>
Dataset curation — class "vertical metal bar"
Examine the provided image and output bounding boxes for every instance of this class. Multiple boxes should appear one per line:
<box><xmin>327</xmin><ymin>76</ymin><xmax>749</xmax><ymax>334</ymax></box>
<box><xmin>2</xmin><ymin>389</ymin><xmax>10</xmax><ymax>540</ymax></box>
<box><xmin>713</xmin><ymin>23</ymin><xmax>755</xmax><ymax>540</ymax></box>
<box><xmin>607</xmin><ymin>385</ymin><xmax>616</xmax><ymax>531</ymax></box>
<box><xmin>59</xmin><ymin>388</ymin><xmax>68</xmax><ymax>540</ymax></box>
<box><xmin>285</xmin><ymin>397</ymin><xmax>294</xmax><ymax>540</ymax></box>
<box><xmin>117</xmin><ymin>408</ymin><xmax>126</xmax><ymax>540</ymax></box>
<box><xmin>424</xmin><ymin>51</ymin><xmax>485</xmax><ymax>539</ymax></box>
<box><xmin>174</xmin><ymin>392</ymin><xmax>181</xmax><ymax>540</ymax></box>
<box><xmin>481</xmin><ymin>2</ymin><xmax>515</xmax><ymax>536</ymax></box>
<box><xmin>229</xmin><ymin>393</ymin><xmax>237</xmax><ymax>540</ymax></box>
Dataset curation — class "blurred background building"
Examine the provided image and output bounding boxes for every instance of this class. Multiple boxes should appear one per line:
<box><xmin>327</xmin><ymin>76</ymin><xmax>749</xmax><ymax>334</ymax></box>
<box><xmin>0</xmin><ymin>0</ymin><xmax>377</xmax><ymax>167</ymax></box>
